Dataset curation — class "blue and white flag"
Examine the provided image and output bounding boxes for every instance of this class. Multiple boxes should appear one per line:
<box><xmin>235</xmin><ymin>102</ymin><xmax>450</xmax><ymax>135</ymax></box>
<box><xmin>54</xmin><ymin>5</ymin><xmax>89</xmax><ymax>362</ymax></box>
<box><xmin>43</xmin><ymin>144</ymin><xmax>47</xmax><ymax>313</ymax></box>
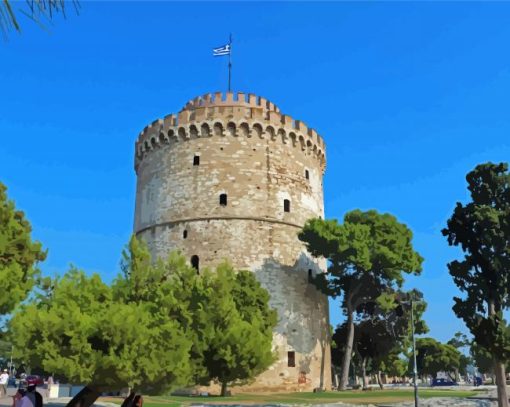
<box><xmin>213</xmin><ymin>43</ymin><xmax>231</xmax><ymax>56</ymax></box>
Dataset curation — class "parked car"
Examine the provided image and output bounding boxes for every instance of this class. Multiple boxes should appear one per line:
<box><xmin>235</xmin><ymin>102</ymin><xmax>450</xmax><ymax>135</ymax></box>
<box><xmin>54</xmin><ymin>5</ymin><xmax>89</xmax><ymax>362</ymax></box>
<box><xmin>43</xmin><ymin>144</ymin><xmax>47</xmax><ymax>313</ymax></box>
<box><xmin>432</xmin><ymin>378</ymin><xmax>458</xmax><ymax>386</ymax></box>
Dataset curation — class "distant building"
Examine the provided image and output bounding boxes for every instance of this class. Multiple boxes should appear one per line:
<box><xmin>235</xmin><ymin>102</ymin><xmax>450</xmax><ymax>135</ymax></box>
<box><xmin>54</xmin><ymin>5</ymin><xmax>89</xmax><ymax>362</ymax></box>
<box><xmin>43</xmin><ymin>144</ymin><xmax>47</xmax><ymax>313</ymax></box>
<box><xmin>133</xmin><ymin>91</ymin><xmax>331</xmax><ymax>391</ymax></box>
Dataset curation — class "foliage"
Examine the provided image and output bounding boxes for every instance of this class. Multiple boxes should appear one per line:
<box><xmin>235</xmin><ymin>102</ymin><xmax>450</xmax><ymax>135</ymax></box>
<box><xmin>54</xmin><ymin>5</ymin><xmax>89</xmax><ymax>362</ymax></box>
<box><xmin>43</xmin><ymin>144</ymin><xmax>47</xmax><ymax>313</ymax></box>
<box><xmin>414</xmin><ymin>338</ymin><xmax>461</xmax><ymax>378</ymax></box>
<box><xmin>117</xmin><ymin>238</ymin><xmax>277</xmax><ymax>394</ymax></box>
<box><xmin>0</xmin><ymin>182</ymin><xmax>46</xmax><ymax>319</ymax></box>
<box><xmin>195</xmin><ymin>263</ymin><xmax>277</xmax><ymax>395</ymax></box>
<box><xmin>377</xmin><ymin>351</ymin><xmax>407</xmax><ymax>378</ymax></box>
<box><xmin>0</xmin><ymin>0</ymin><xmax>80</xmax><ymax>38</ymax></box>
<box><xmin>10</xmin><ymin>266</ymin><xmax>193</xmax><ymax>393</ymax></box>
<box><xmin>442</xmin><ymin>162</ymin><xmax>510</xmax><ymax>359</ymax></box>
<box><xmin>471</xmin><ymin>341</ymin><xmax>495</xmax><ymax>375</ymax></box>
<box><xmin>299</xmin><ymin>211</ymin><xmax>423</xmax><ymax>389</ymax></box>
<box><xmin>447</xmin><ymin>332</ymin><xmax>472</xmax><ymax>376</ymax></box>
<box><xmin>9</xmin><ymin>236</ymin><xmax>277</xmax><ymax>396</ymax></box>
<box><xmin>331</xmin><ymin>288</ymin><xmax>427</xmax><ymax>387</ymax></box>
<box><xmin>442</xmin><ymin>162</ymin><xmax>510</xmax><ymax>406</ymax></box>
<box><xmin>447</xmin><ymin>332</ymin><xmax>470</xmax><ymax>349</ymax></box>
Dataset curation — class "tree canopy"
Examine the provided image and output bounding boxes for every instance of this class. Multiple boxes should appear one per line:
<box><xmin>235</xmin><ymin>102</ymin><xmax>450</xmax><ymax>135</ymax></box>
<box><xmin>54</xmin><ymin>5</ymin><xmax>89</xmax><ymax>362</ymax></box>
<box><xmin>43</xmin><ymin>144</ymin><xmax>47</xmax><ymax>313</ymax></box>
<box><xmin>0</xmin><ymin>182</ymin><xmax>46</xmax><ymax>318</ymax></box>
<box><xmin>443</xmin><ymin>162</ymin><xmax>510</xmax><ymax>407</ymax></box>
<box><xmin>414</xmin><ymin>337</ymin><xmax>461</xmax><ymax>379</ymax></box>
<box><xmin>196</xmin><ymin>263</ymin><xmax>277</xmax><ymax>395</ymax></box>
<box><xmin>10</xmin><ymin>266</ymin><xmax>193</xmax><ymax>394</ymax></box>
<box><xmin>9</xmin><ymin>236</ymin><xmax>277</xmax><ymax>400</ymax></box>
<box><xmin>299</xmin><ymin>210</ymin><xmax>423</xmax><ymax>390</ymax></box>
<box><xmin>332</xmin><ymin>288</ymin><xmax>427</xmax><ymax>389</ymax></box>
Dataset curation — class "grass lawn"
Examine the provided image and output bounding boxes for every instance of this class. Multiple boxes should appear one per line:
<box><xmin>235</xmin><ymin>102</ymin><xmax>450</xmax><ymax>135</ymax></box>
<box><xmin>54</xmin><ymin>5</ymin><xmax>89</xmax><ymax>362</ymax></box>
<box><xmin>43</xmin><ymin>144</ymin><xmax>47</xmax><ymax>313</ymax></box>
<box><xmin>101</xmin><ymin>389</ymin><xmax>482</xmax><ymax>406</ymax></box>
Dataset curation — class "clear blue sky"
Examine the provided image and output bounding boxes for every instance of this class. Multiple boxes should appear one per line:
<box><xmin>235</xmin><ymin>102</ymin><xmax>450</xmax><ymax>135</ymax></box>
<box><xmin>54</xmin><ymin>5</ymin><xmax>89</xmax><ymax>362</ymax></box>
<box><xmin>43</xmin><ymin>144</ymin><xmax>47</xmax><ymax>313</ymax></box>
<box><xmin>2</xmin><ymin>2</ymin><xmax>510</xmax><ymax>343</ymax></box>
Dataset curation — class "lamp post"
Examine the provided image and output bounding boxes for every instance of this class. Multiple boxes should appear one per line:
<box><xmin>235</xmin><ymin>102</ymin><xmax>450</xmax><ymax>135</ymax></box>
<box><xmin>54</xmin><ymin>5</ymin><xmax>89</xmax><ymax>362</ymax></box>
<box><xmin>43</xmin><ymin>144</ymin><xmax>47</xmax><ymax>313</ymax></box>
<box><xmin>399</xmin><ymin>298</ymin><xmax>422</xmax><ymax>407</ymax></box>
<box><xmin>410</xmin><ymin>299</ymin><xmax>418</xmax><ymax>407</ymax></box>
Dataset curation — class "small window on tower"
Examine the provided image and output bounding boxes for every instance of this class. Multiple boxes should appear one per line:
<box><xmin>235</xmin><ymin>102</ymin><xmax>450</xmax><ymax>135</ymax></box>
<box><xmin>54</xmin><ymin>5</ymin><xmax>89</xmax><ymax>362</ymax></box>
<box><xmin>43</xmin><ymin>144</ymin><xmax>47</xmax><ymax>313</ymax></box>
<box><xmin>193</xmin><ymin>155</ymin><xmax>200</xmax><ymax>166</ymax></box>
<box><xmin>220</xmin><ymin>193</ymin><xmax>227</xmax><ymax>206</ymax></box>
<box><xmin>183</xmin><ymin>230</ymin><xmax>188</xmax><ymax>239</ymax></box>
<box><xmin>308</xmin><ymin>269</ymin><xmax>313</xmax><ymax>282</ymax></box>
<box><xmin>305</xmin><ymin>169</ymin><xmax>309</xmax><ymax>180</ymax></box>
<box><xmin>284</xmin><ymin>199</ymin><xmax>291</xmax><ymax>213</ymax></box>
<box><xmin>288</xmin><ymin>351</ymin><xmax>296</xmax><ymax>367</ymax></box>
<box><xmin>191</xmin><ymin>255</ymin><xmax>199</xmax><ymax>273</ymax></box>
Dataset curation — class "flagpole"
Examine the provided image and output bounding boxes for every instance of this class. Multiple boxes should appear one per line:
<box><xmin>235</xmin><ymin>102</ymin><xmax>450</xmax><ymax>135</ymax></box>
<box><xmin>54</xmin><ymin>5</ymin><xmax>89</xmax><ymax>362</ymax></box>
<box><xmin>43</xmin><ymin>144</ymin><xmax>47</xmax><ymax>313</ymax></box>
<box><xmin>228</xmin><ymin>33</ymin><xmax>232</xmax><ymax>92</ymax></box>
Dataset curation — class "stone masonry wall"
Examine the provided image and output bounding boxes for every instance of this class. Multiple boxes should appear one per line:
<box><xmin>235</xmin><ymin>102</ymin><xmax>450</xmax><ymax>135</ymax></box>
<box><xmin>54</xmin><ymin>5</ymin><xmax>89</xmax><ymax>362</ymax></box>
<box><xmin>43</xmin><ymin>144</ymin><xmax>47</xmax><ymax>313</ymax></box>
<box><xmin>133</xmin><ymin>92</ymin><xmax>331</xmax><ymax>392</ymax></box>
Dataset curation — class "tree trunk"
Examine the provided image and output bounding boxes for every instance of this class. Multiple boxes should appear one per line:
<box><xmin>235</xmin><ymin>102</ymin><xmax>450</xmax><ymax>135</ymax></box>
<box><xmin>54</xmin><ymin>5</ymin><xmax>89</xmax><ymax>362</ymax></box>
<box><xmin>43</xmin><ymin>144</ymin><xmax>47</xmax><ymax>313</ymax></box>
<box><xmin>220</xmin><ymin>381</ymin><xmax>228</xmax><ymax>397</ymax></box>
<box><xmin>494</xmin><ymin>360</ymin><xmax>508</xmax><ymax>407</ymax></box>
<box><xmin>488</xmin><ymin>301</ymin><xmax>508</xmax><ymax>407</ymax></box>
<box><xmin>120</xmin><ymin>390</ymin><xmax>135</xmax><ymax>407</ymax></box>
<box><xmin>376</xmin><ymin>371</ymin><xmax>384</xmax><ymax>390</ymax></box>
<box><xmin>453</xmin><ymin>368</ymin><xmax>459</xmax><ymax>383</ymax></box>
<box><xmin>361</xmin><ymin>358</ymin><xmax>368</xmax><ymax>390</ymax></box>
<box><xmin>338</xmin><ymin>309</ymin><xmax>355</xmax><ymax>390</ymax></box>
<box><xmin>65</xmin><ymin>386</ymin><xmax>102</xmax><ymax>407</ymax></box>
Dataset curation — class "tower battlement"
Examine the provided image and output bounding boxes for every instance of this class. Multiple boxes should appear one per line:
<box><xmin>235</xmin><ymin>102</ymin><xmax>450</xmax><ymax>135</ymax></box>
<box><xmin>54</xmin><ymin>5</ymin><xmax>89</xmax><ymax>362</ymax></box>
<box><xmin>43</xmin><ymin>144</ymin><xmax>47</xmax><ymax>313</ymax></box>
<box><xmin>183</xmin><ymin>91</ymin><xmax>281</xmax><ymax>112</ymax></box>
<box><xmin>134</xmin><ymin>92</ymin><xmax>326</xmax><ymax>172</ymax></box>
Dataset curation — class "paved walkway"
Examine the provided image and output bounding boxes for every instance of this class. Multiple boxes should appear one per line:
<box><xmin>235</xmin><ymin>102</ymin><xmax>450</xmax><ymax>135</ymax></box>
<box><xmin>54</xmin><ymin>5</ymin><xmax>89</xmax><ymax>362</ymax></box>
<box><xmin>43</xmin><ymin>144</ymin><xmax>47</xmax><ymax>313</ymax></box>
<box><xmin>0</xmin><ymin>387</ymin><xmax>504</xmax><ymax>407</ymax></box>
<box><xmin>0</xmin><ymin>391</ymin><xmax>117</xmax><ymax>407</ymax></box>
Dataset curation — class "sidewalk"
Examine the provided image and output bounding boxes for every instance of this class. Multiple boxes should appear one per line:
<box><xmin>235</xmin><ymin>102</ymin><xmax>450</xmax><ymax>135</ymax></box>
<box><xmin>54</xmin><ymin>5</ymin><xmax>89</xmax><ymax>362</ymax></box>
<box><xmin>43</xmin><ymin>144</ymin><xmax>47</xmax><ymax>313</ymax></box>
<box><xmin>0</xmin><ymin>389</ymin><xmax>117</xmax><ymax>407</ymax></box>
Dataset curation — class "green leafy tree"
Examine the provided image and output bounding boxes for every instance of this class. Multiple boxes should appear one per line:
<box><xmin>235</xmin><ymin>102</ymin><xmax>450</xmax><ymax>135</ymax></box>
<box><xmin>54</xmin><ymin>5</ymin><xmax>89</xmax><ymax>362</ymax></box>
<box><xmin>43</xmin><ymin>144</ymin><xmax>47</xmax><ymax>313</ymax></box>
<box><xmin>377</xmin><ymin>351</ymin><xmax>407</xmax><ymax>380</ymax></box>
<box><xmin>9</xmin><ymin>251</ymin><xmax>194</xmax><ymax>404</ymax></box>
<box><xmin>447</xmin><ymin>332</ymin><xmax>470</xmax><ymax>349</ymax></box>
<box><xmin>299</xmin><ymin>210</ymin><xmax>423</xmax><ymax>390</ymax></box>
<box><xmin>414</xmin><ymin>338</ymin><xmax>461</xmax><ymax>380</ymax></box>
<box><xmin>330</xmin><ymin>289</ymin><xmax>427</xmax><ymax>390</ymax></box>
<box><xmin>117</xmin><ymin>237</ymin><xmax>277</xmax><ymax>396</ymax></box>
<box><xmin>11</xmin><ymin>235</ymin><xmax>277</xmax><ymax>405</ymax></box>
<box><xmin>0</xmin><ymin>182</ymin><xmax>46</xmax><ymax>318</ymax></box>
<box><xmin>197</xmin><ymin>263</ymin><xmax>277</xmax><ymax>396</ymax></box>
<box><xmin>355</xmin><ymin>289</ymin><xmax>428</xmax><ymax>389</ymax></box>
<box><xmin>471</xmin><ymin>341</ymin><xmax>495</xmax><ymax>377</ymax></box>
<box><xmin>447</xmin><ymin>332</ymin><xmax>471</xmax><ymax>380</ymax></box>
<box><xmin>442</xmin><ymin>162</ymin><xmax>510</xmax><ymax>407</ymax></box>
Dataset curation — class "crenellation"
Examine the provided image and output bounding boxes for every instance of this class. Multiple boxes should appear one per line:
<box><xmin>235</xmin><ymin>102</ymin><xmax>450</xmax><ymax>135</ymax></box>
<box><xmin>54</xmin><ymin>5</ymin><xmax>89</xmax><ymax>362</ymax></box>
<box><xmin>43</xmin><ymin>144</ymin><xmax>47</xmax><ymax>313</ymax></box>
<box><xmin>134</xmin><ymin>92</ymin><xmax>327</xmax><ymax>172</ymax></box>
<box><xmin>268</xmin><ymin>110</ymin><xmax>282</xmax><ymax>125</ymax></box>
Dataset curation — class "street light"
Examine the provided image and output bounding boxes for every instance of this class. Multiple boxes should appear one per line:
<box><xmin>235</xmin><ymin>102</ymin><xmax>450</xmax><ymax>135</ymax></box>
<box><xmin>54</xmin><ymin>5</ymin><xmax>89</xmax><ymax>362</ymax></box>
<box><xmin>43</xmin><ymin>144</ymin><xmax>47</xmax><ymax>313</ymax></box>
<box><xmin>399</xmin><ymin>298</ymin><xmax>423</xmax><ymax>407</ymax></box>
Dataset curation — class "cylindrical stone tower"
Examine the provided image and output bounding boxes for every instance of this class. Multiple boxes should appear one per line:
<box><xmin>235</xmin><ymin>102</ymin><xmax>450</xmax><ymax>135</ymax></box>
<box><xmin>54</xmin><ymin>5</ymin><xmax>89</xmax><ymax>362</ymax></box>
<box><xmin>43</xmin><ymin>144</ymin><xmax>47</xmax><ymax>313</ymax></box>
<box><xmin>133</xmin><ymin>91</ymin><xmax>331</xmax><ymax>392</ymax></box>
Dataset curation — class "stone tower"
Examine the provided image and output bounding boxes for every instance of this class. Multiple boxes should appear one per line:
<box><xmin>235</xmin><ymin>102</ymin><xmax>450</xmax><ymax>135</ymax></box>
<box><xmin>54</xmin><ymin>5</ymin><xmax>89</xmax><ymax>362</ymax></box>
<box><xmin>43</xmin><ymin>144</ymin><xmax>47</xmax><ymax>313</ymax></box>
<box><xmin>133</xmin><ymin>91</ymin><xmax>331</xmax><ymax>392</ymax></box>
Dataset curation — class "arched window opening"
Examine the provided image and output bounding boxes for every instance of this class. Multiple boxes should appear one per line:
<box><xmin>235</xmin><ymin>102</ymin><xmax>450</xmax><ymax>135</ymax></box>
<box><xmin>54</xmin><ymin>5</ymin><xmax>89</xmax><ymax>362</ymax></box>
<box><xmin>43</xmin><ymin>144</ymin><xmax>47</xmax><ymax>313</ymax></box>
<box><xmin>183</xmin><ymin>230</ymin><xmax>188</xmax><ymax>239</ymax></box>
<box><xmin>193</xmin><ymin>155</ymin><xmax>200</xmax><ymax>166</ymax></box>
<box><xmin>220</xmin><ymin>193</ymin><xmax>227</xmax><ymax>206</ymax></box>
<box><xmin>201</xmin><ymin>123</ymin><xmax>210</xmax><ymax>137</ymax></box>
<box><xmin>191</xmin><ymin>255</ymin><xmax>199</xmax><ymax>273</ymax></box>
<box><xmin>308</xmin><ymin>269</ymin><xmax>313</xmax><ymax>282</ymax></box>
<box><xmin>284</xmin><ymin>199</ymin><xmax>291</xmax><ymax>213</ymax></box>
<box><xmin>305</xmin><ymin>169</ymin><xmax>309</xmax><ymax>180</ymax></box>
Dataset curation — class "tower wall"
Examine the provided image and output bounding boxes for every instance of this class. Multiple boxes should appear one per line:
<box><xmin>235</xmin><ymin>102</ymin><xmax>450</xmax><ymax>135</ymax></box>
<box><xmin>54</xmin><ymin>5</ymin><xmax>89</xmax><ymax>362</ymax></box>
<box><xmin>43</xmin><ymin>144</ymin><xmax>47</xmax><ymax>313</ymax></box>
<box><xmin>133</xmin><ymin>92</ymin><xmax>331</xmax><ymax>392</ymax></box>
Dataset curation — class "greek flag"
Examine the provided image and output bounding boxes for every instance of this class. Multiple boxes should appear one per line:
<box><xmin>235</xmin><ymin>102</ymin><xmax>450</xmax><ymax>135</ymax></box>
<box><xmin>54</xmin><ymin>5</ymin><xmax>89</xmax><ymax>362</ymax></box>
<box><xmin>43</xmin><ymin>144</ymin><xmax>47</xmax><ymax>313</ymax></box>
<box><xmin>213</xmin><ymin>43</ymin><xmax>231</xmax><ymax>56</ymax></box>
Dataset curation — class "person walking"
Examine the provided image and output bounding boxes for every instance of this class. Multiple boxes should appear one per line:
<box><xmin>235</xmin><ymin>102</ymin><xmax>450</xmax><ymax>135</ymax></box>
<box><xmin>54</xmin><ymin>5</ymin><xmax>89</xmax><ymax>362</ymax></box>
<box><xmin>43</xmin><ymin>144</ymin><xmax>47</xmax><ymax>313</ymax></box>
<box><xmin>0</xmin><ymin>369</ymin><xmax>9</xmax><ymax>398</ymax></box>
